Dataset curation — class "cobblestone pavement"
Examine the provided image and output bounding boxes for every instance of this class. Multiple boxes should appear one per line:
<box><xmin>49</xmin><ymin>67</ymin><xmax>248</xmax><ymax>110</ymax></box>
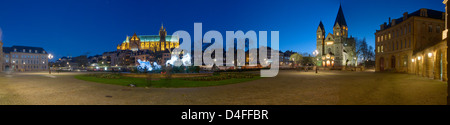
<box><xmin>0</xmin><ymin>70</ymin><xmax>447</xmax><ymax>105</ymax></box>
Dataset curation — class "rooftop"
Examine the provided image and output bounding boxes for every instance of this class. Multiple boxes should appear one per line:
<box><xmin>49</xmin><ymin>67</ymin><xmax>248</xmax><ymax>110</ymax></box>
<box><xmin>377</xmin><ymin>8</ymin><xmax>444</xmax><ymax>32</ymax></box>
<box><xmin>3</xmin><ymin>45</ymin><xmax>47</xmax><ymax>54</ymax></box>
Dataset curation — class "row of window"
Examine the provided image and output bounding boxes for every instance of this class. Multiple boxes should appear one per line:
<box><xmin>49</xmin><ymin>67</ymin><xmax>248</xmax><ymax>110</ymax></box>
<box><xmin>5</xmin><ymin>54</ymin><xmax>47</xmax><ymax>59</ymax></box>
<box><xmin>8</xmin><ymin>59</ymin><xmax>47</xmax><ymax>65</ymax></box>
<box><xmin>12</xmin><ymin>48</ymin><xmax>46</xmax><ymax>54</ymax></box>
<box><xmin>377</xmin><ymin>39</ymin><xmax>412</xmax><ymax>53</ymax></box>
<box><xmin>377</xmin><ymin>24</ymin><xmax>412</xmax><ymax>42</ymax></box>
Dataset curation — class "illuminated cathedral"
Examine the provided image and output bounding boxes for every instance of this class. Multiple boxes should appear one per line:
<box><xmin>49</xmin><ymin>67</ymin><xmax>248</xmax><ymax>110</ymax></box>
<box><xmin>117</xmin><ymin>24</ymin><xmax>179</xmax><ymax>52</ymax></box>
<box><xmin>316</xmin><ymin>5</ymin><xmax>357</xmax><ymax>67</ymax></box>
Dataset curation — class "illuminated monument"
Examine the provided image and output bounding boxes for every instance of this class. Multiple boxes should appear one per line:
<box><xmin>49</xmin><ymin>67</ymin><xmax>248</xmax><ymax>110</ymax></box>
<box><xmin>316</xmin><ymin>5</ymin><xmax>357</xmax><ymax>67</ymax></box>
<box><xmin>117</xmin><ymin>24</ymin><xmax>179</xmax><ymax>52</ymax></box>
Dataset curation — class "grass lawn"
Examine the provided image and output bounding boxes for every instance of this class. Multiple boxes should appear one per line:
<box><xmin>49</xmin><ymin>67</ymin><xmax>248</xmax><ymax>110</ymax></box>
<box><xmin>74</xmin><ymin>73</ymin><xmax>261</xmax><ymax>88</ymax></box>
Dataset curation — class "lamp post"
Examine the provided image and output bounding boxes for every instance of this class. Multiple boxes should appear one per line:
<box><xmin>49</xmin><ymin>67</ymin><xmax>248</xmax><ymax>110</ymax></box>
<box><xmin>312</xmin><ymin>50</ymin><xmax>319</xmax><ymax>73</ymax></box>
<box><xmin>48</xmin><ymin>54</ymin><xmax>53</xmax><ymax>74</ymax></box>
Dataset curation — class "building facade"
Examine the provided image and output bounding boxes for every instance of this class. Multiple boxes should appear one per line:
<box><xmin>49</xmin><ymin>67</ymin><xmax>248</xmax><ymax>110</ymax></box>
<box><xmin>2</xmin><ymin>46</ymin><xmax>49</xmax><ymax>72</ymax></box>
<box><xmin>375</xmin><ymin>8</ymin><xmax>447</xmax><ymax>81</ymax></box>
<box><xmin>117</xmin><ymin>25</ymin><xmax>179</xmax><ymax>52</ymax></box>
<box><xmin>316</xmin><ymin>5</ymin><xmax>357</xmax><ymax>67</ymax></box>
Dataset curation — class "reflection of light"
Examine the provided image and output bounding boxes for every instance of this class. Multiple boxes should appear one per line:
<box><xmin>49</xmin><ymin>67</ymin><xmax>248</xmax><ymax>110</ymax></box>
<box><xmin>48</xmin><ymin>54</ymin><xmax>53</xmax><ymax>59</ymax></box>
<box><xmin>166</xmin><ymin>53</ymin><xmax>191</xmax><ymax>66</ymax></box>
<box><xmin>137</xmin><ymin>59</ymin><xmax>161</xmax><ymax>72</ymax></box>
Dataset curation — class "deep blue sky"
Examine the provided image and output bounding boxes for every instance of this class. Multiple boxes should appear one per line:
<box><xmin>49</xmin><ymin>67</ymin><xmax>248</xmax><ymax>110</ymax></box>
<box><xmin>0</xmin><ymin>0</ymin><xmax>445</xmax><ymax>60</ymax></box>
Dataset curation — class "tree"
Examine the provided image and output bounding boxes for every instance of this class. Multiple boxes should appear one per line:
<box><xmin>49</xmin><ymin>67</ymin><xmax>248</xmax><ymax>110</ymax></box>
<box><xmin>299</xmin><ymin>53</ymin><xmax>314</xmax><ymax>66</ymax></box>
<box><xmin>290</xmin><ymin>53</ymin><xmax>303</xmax><ymax>67</ymax></box>
<box><xmin>367</xmin><ymin>45</ymin><xmax>375</xmax><ymax>61</ymax></box>
<box><xmin>355</xmin><ymin>38</ymin><xmax>375</xmax><ymax>66</ymax></box>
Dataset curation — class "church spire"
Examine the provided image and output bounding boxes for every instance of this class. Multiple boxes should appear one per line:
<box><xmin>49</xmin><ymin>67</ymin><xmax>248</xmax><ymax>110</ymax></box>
<box><xmin>318</xmin><ymin>21</ymin><xmax>325</xmax><ymax>31</ymax></box>
<box><xmin>334</xmin><ymin>4</ymin><xmax>347</xmax><ymax>27</ymax></box>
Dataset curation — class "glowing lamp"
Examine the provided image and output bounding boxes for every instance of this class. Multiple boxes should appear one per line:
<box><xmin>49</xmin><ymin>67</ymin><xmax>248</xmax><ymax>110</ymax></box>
<box><xmin>428</xmin><ymin>53</ymin><xmax>432</xmax><ymax>58</ymax></box>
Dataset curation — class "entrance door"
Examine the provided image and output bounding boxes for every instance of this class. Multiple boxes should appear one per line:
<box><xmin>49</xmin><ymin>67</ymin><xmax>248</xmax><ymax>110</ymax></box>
<box><xmin>380</xmin><ymin>57</ymin><xmax>385</xmax><ymax>71</ymax></box>
<box><xmin>391</xmin><ymin>56</ymin><xmax>396</xmax><ymax>69</ymax></box>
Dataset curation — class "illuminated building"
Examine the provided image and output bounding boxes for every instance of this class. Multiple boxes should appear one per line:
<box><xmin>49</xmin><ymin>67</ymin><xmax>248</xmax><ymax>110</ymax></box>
<box><xmin>2</xmin><ymin>45</ymin><xmax>49</xmax><ymax>71</ymax></box>
<box><xmin>316</xmin><ymin>5</ymin><xmax>357</xmax><ymax>67</ymax></box>
<box><xmin>375</xmin><ymin>8</ymin><xmax>446</xmax><ymax>81</ymax></box>
<box><xmin>117</xmin><ymin>24</ymin><xmax>179</xmax><ymax>52</ymax></box>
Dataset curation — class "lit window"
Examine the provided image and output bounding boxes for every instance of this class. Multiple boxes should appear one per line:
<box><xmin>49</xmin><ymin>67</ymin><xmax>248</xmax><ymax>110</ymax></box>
<box><xmin>381</xmin><ymin>46</ymin><xmax>384</xmax><ymax>52</ymax></box>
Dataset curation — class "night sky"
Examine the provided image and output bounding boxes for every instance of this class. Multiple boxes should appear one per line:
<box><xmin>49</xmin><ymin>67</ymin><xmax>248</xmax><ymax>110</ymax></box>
<box><xmin>0</xmin><ymin>0</ymin><xmax>445</xmax><ymax>60</ymax></box>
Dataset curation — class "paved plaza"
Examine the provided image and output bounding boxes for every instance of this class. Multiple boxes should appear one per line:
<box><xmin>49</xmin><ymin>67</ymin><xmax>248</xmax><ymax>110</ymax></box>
<box><xmin>0</xmin><ymin>70</ymin><xmax>447</xmax><ymax>105</ymax></box>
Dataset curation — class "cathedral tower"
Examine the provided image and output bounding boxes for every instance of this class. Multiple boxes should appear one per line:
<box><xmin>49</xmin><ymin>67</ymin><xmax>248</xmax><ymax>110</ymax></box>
<box><xmin>159</xmin><ymin>23</ymin><xmax>167</xmax><ymax>51</ymax></box>
<box><xmin>333</xmin><ymin>5</ymin><xmax>348</xmax><ymax>39</ymax></box>
<box><xmin>317</xmin><ymin>21</ymin><xmax>325</xmax><ymax>55</ymax></box>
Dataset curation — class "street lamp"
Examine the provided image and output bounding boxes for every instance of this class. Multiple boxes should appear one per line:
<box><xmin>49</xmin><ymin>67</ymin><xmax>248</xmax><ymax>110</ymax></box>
<box><xmin>312</xmin><ymin>50</ymin><xmax>319</xmax><ymax>73</ymax></box>
<box><xmin>48</xmin><ymin>54</ymin><xmax>53</xmax><ymax>74</ymax></box>
<box><xmin>312</xmin><ymin>50</ymin><xmax>319</xmax><ymax>57</ymax></box>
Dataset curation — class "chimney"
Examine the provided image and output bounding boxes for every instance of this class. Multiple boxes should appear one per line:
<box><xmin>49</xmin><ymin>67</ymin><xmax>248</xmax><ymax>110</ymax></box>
<box><xmin>392</xmin><ymin>19</ymin><xmax>396</xmax><ymax>26</ymax></box>
<box><xmin>380</xmin><ymin>23</ymin><xmax>387</xmax><ymax>30</ymax></box>
<box><xmin>389</xmin><ymin>17</ymin><xmax>391</xmax><ymax>24</ymax></box>
<box><xmin>403</xmin><ymin>12</ymin><xmax>408</xmax><ymax>20</ymax></box>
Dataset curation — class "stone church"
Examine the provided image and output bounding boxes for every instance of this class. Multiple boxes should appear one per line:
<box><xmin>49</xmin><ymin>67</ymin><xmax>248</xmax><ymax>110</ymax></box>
<box><xmin>316</xmin><ymin>5</ymin><xmax>357</xmax><ymax>67</ymax></box>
